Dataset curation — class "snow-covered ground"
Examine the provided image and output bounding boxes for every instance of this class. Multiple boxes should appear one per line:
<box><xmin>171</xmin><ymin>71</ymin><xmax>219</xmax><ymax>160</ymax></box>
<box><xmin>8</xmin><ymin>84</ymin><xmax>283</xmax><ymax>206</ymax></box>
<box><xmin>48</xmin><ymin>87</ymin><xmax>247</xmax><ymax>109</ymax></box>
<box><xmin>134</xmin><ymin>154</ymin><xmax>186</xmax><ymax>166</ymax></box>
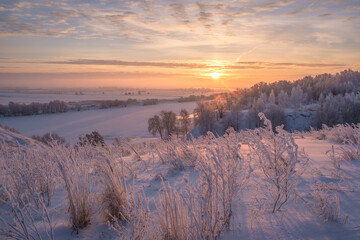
<box><xmin>0</xmin><ymin>125</ymin><xmax>359</xmax><ymax>240</ymax></box>
<box><xmin>0</xmin><ymin>101</ymin><xmax>196</xmax><ymax>143</ymax></box>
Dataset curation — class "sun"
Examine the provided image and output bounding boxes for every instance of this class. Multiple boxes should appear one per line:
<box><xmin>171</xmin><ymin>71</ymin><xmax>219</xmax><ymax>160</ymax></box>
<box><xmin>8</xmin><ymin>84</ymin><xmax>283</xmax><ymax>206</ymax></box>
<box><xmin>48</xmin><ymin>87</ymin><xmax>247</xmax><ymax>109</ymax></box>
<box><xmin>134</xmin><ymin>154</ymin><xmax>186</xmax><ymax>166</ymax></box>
<box><xmin>211</xmin><ymin>72</ymin><xmax>220</xmax><ymax>79</ymax></box>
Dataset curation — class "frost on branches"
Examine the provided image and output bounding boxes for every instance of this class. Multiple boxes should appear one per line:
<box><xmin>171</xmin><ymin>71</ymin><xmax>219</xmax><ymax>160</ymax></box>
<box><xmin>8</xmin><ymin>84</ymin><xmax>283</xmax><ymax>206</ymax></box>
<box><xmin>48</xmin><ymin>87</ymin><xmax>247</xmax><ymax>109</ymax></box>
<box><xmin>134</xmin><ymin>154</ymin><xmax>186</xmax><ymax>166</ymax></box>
<box><xmin>248</xmin><ymin>112</ymin><xmax>309</xmax><ymax>213</ymax></box>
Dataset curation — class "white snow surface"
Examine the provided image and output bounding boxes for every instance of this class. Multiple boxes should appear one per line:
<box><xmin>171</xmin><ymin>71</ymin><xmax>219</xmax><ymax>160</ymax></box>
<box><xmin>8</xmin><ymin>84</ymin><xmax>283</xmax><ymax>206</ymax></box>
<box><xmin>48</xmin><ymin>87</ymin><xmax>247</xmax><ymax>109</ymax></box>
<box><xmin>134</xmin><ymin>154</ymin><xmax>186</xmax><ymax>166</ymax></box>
<box><xmin>0</xmin><ymin>127</ymin><xmax>359</xmax><ymax>240</ymax></box>
<box><xmin>0</xmin><ymin>89</ymin><xmax>220</xmax><ymax>104</ymax></box>
<box><xmin>0</xmin><ymin>101</ymin><xmax>196</xmax><ymax>143</ymax></box>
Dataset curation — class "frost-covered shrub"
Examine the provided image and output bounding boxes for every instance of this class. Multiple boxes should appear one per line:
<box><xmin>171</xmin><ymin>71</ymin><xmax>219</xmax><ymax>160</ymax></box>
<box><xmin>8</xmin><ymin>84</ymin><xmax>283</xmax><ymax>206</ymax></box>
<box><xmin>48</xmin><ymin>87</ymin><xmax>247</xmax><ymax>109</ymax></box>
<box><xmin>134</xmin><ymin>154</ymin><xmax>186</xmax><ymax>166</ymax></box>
<box><xmin>248</xmin><ymin>113</ymin><xmax>309</xmax><ymax>212</ymax></box>
<box><xmin>312</xmin><ymin>123</ymin><xmax>360</xmax><ymax>161</ymax></box>
<box><xmin>157</xmin><ymin>138</ymin><xmax>199</xmax><ymax>169</ymax></box>
<box><xmin>154</xmin><ymin>131</ymin><xmax>250</xmax><ymax>239</ymax></box>
<box><xmin>183</xmin><ymin>132</ymin><xmax>251</xmax><ymax>239</ymax></box>
<box><xmin>0</xmin><ymin>144</ymin><xmax>56</xmax><ymax>206</ymax></box>
<box><xmin>338</xmin><ymin>144</ymin><xmax>360</xmax><ymax>161</ymax></box>
<box><xmin>53</xmin><ymin>145</ymin><xmax>93</xmax><ymax>231</ymax></box>
<box><xmin>111</xmin><ymin>190</ymin><xmax>154</xmax><ymax>240</ymax></box>
<box><xmin>112</xmin><ymin>136</ymin><xmax>142</xmax><ymax>160</ymax></box>
<box><xmin>157</xmin><ymin>183</ymin><xmax>192</xmax><ymax>240</ymax></box>
<box><xmin>311</xmin><ymin>181</ymin><xmax>340</xmax><ymax>222</ymax></box>
<box><xmin>326</xmin><ymin>145</ymin><xmax>341</xmax><ymax>170</ymax></box>
<box><xmin>95</xmin><ymin>148</ymin><xmax>128</xmax><ymax>222</ymax></box>
<box><xmin>0</xmin><ymin>190</ymin><xmax>54</xmax><ymax>240</ymax></box>
<box><xmin>31</xmin><ymin>132</ymin><xmax>66</xmax><ymax>146</ymax></box>
<box><xmin>113</xmin><ymin>137</ymin><xmax>132</xmax><ymax>157</ymax></box>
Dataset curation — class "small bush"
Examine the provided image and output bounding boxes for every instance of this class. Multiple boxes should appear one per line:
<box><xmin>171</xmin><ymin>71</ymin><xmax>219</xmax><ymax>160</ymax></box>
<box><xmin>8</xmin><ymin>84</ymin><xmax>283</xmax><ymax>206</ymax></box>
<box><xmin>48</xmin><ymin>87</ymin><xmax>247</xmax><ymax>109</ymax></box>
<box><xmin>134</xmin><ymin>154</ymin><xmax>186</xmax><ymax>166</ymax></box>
<box><xmin>111</xmin><ymin>190</ymin><xmax>154</xmax><ymax>240</ymax></box>
<box><xmin>311</xmin><ymin>181</ymin><xmax>341</xmax><ymax>222</ymax></box>
<box><xmin>248</xmin><ymin>113</ymin><xmax>309</xmax><ymax>212</ymax></box>
<box><xmin>54</xmin><ymin>146</ymin><xmax>93</xmax><ymax>231</ymax></box>
<box><xmin>32</xmin><ymin>132</ymin><xmax>66</xmax><ymax>146</ymax></box>
<box><xmin>96</xmin><ymin>149</ymin><xmax>128</xmax><ymax>222</ymax></box>
<box><xmin>77</xmin><ymin>131</ymin><xmax>105</xmax><ymax>147</ymax></box>
<box><xmin>0</xmin><ymin>145</ymin><xmax>56</xmax><ymax>206</ymax></box>
<box><xmin>157</xmin><ymin>182</ymin><xmax>192</xmax><ymax>240</ymax></box>
<box><xmin>0</xmin><ymin>189</ymin><xmax>54</xmax><ymax>240</ymax></box>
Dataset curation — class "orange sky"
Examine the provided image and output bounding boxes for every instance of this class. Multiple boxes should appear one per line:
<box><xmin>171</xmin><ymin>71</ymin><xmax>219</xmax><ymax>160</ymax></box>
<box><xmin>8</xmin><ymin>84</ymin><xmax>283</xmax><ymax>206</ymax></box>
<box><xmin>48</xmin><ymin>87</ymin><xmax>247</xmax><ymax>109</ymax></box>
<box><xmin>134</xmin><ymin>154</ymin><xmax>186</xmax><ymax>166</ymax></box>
<box><xmin>0</xmin><ymin>0</ymin><xmax>359</xmax><ymax>89</ymax></box>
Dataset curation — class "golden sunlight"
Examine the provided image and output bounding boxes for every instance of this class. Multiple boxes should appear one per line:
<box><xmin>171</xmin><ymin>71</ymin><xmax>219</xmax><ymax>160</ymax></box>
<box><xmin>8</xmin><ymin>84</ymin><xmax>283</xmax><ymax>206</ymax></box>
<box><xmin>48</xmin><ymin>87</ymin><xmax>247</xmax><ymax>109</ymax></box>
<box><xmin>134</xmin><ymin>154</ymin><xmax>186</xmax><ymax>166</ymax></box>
<box><xmin>211</xmin><ymin>72</ymin><xmax>220</xmax><ymax>79</ymax></box>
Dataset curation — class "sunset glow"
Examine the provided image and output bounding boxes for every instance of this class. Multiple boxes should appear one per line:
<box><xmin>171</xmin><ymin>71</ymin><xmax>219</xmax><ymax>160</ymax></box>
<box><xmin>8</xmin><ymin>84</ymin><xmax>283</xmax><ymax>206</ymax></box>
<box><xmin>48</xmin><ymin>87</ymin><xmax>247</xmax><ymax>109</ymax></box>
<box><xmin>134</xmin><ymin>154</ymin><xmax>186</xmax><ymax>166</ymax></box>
<box><xmin>0</xmin><ymin>0</ymin><xmax>359</xmax><ymax>89</ymax></box>
<box><xmin>211</xmin><ymin>72</ymin><xmax>220</xmax><ymax>79</ymax></box>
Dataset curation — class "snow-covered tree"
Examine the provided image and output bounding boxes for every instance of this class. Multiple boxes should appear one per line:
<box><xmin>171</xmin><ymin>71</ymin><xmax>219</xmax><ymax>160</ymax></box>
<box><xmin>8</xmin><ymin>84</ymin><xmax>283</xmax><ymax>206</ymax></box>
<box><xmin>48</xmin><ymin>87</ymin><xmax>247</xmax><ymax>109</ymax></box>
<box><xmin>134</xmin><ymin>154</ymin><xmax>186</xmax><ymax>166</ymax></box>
<box><xmin>277</xmin><ymin>90</ymin><xmax>289</xmax><ymax>108</ymax></box>
<box><xmin>194</xmin><ymin>102</ymin><xmax>216</xmax><ymax>135</ymax></box>
<box><xmin>290</xmin><ymin>86</ymin><xmax>303</xmax><ymax>109</ymax></box>
<box><xmin>268</xmin><ymin>89</ymin><xmax>276</xmax><ymax>105</ymax></box>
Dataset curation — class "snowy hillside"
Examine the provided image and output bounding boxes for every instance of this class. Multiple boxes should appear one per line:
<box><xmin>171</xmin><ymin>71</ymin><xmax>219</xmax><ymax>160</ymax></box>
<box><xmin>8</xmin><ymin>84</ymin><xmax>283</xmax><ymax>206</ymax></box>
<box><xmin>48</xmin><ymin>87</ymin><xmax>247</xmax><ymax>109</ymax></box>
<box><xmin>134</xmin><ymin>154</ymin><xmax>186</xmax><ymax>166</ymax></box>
<box><xmin>0</xmin><ymin>117</ymin><xmax>359</xmax><ymax>239</ymax></box>
<box><xmin>0</xmin><ymin>125</ymin><xmax>36</xmax><ymax>147</ymax></box>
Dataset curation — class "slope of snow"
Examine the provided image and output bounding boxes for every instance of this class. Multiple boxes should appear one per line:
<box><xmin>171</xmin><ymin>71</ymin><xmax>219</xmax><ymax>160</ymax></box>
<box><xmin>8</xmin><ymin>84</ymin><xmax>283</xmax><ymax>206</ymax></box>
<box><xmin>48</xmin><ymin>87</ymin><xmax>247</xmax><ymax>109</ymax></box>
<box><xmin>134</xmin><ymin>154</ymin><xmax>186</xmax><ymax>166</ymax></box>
<box><xmin>1</xmin><ymin>127</ymin><xmax>359</xmax><ymax>240</ymax></box>
<box><xmin>0</xmin><ymin>126</ymin><xmax>36</xmax><ymax>146</ymax></box>
<box><xmin>50</xmin><ymin>137</ymin><xmax>360</xmax><ymax>239</ymax></box>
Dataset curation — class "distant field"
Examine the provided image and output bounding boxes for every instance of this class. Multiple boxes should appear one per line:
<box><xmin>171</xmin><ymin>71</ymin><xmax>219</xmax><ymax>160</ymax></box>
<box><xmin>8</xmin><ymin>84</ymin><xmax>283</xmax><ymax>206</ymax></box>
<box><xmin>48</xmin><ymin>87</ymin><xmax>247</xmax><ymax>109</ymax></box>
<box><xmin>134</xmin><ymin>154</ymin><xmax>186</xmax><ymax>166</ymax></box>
<box><xmin>0</xmin><ymin>101</ymin><xmax>197</xmax><ymax>143</ymax></box>
<box><xmin>0</xmin><ymin>89</ymin><xmax>220</xmax><ymax>104</ymax></box>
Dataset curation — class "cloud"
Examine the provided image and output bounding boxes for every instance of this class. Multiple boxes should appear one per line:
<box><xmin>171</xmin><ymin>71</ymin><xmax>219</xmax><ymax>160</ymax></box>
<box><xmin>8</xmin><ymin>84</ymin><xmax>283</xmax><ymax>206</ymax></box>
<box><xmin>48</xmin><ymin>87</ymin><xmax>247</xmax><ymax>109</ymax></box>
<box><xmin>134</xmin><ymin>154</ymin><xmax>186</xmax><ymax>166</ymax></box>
<box><xmin>235</xmin><ymin>61</ymin><xmax>346</xmax><ymax>67</ymax></box>
<box><xmin>347</xmin><ymin>6</ymin><xmax>360</xmax><ymax>11</ymax></box>
<box><xmin>318</xmin><ymin>13</ymin><xmax>334</xmax><ymax>17</ymax></box>
<box><xmin>40</xmin><ymin>59</ymin><xmax>347</xmax><ymax>70</ymax></box>
<box><xmin>197</xmin><ymin>3</ymin><xmax>225</xmax><ymax>11</ymax></box>
<box><xmin>168</xmin><ymin>3</ymin><xmax>189</xmax><ymax>24</ymax></box>
<box><xmin>282</xmin><ymin>5</ymin><xmax>321</xmax><ymax>16</ymax></box>
<box><xmin>343</xmin><ymin>16</ymin><xmax>358</xmax><ymax>22</ymax></box>
<box><xmin>43</xmin><ymin>59</ymin><xmax>208</xmax><ymax>68</ymax></box>
<box><xmin>254</xmin><ymin>0</ymin><xmax>294</xmax><ymax>11</ymax></box>
<box><xmin>0</xmin><ymin>0</ymin><xmax>358</xmax><ymax>62</ymax></box>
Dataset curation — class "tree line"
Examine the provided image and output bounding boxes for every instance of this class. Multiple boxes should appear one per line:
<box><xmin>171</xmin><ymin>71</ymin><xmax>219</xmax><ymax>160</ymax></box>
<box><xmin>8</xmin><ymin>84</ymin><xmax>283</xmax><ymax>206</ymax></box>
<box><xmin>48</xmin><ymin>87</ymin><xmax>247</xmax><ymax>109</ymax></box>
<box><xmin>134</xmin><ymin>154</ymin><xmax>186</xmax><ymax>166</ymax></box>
<box><xmin>192</xmin><ymin>69</ymin><xmax>360</xmax><ymax>135</ymax></box>
<box><xmin>0</xmin><ymin>100</ymin><xmax>68</xmax><ymax>116</ymax></box>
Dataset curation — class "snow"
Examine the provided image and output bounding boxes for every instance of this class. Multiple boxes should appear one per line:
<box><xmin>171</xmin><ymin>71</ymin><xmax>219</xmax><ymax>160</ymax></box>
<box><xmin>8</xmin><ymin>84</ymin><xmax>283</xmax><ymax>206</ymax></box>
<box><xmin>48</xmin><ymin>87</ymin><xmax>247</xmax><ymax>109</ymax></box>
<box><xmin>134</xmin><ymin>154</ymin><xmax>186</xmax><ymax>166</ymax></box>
<box><xmin>0</xmin><ymin>89</ymin><xmax>220</xmax><ymax>104</ymax></box>
<box><xmin>0</xmin><ymin>125</ymin><xmax>359</xmax><ymax>240</ymax></box>
<box><xmin>0</xmin><ymin>127</ymin><xmax>36</xmax><ymax>147</ymax></box>
<box><xmin>43</xmin><ymin>138</ymin><xmax>360</xmax><ymax>239</ymax></box>
<box><xmin>232</xmin><ymin>137</ymin><xmax>360</xmax><ymax>239</ymax></box>
<box><xmin>0</xmin><ymin>101</ymin><xmax>196</xmax><ymax>143</ymax></box>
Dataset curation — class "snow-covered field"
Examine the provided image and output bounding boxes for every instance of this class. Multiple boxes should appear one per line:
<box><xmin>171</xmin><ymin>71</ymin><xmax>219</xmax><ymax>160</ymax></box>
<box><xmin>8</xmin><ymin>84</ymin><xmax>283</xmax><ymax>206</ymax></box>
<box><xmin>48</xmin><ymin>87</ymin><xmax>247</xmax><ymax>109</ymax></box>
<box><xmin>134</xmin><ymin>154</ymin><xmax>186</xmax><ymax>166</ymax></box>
<box><xmin>0</xmin><ymin>122</ymin><xmax>359</xmax><ymax>240</ymax></box>
<box><xmin>0</xmin><ymin>89</ymin><xmax>219</xmax><ymax>105</ymax></box>
<box><xmin>0</xmin><ymin>101</ymin><xmax>196</xmax><ymax>142</ymax></box>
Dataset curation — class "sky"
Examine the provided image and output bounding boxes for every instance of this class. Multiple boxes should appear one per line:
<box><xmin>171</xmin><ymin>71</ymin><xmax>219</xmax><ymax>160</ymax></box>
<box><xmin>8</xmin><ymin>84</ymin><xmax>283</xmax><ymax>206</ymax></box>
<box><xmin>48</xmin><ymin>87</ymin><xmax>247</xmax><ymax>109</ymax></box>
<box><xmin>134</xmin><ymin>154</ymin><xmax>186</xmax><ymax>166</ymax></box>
<box><xmin>0</xmin><ymin>0</ymin><xmax>359</xmax><ymax>89</ymax></box>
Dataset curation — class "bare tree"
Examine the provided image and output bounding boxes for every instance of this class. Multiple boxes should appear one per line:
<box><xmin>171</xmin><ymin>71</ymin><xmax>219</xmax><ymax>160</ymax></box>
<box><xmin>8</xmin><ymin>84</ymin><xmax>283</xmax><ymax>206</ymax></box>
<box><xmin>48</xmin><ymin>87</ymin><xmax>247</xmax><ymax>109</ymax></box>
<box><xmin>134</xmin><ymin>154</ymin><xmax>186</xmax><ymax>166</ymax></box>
<box><xmin>160</xmin><ymin>110</ymin><xmax>177</xmax><ymax>140</ymax></box>
<box><xmin>179</xmin><ymin>109</ymin><xmax>191</xmax><ymax>137</ymax></box>
<box><xmin>148</xmin><ymin>115</ymin><xmax>164</xmax><ymax>140</ymax></box>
